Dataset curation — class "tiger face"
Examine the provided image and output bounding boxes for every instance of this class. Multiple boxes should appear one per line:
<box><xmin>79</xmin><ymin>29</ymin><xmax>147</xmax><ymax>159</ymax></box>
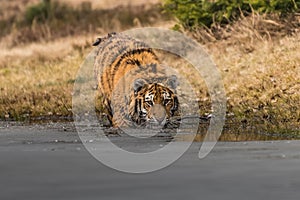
<box><xmin>129</xmin><ymin>79</ymin><xmax>179</xmax><ymax>127</ymax></box>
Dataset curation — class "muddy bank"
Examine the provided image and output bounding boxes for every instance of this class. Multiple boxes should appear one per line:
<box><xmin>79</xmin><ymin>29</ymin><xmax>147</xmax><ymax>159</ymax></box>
<box><xmin>1</xmin><ymin>119</ymin><xmax>299</xmax><ymax>142</ymax></box>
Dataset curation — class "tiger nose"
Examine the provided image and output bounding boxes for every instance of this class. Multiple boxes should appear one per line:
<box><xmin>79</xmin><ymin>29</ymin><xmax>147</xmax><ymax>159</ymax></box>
<box><xmin>152</xmin><ymin>104</ymin><xmax>166</xmax><ymax>124</ymax></box>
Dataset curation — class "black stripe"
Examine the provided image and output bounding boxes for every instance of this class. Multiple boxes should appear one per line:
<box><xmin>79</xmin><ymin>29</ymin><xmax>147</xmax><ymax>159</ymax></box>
<box><xmin>113</xmin><ymin>48</ymin><xmax>155</xmax><ymax>72</ymax></box>
<box><xmin>171</xmin><ymin>96</ymin><xmax>179</xmax><ymax>116</ymax></box>
<box><xmin>134</xmin><ymin>99</ymin><xmax>138</xmax><ymax>115</ymax></box>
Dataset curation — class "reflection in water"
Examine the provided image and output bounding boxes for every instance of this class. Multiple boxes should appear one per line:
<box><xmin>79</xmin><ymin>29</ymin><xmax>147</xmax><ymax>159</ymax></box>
<box><xmin>2</xmin><ymin>117</ymin><xmax>297</xmax><ymax>143</ymax></box>
<box><xmin>194</xmin><ymin>119</ymin><xmax>299</xmax><ymax>142</ymax></box>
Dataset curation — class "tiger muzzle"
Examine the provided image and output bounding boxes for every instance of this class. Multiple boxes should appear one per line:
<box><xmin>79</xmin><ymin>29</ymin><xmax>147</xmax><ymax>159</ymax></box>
<box><xmin>151</xmin><ymin>104</ymin><xmax>167</xmax><ymax>125</ymax></box>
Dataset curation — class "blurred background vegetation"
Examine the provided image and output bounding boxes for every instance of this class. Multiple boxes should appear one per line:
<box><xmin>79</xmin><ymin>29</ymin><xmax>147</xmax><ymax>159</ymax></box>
<box><xmin>0</xmin><ymin>0</ymin><xmax>299</xmax><ymax>140</ymax></box>
<box><xmin>164</xmin><ymin>0</ymin><xmax>300</xmax><ymax>28</ymax></box>
<box><xmin>0</xmin><ymin>0</ymin><xmax>168</xmax><ymax>46</ymax></box>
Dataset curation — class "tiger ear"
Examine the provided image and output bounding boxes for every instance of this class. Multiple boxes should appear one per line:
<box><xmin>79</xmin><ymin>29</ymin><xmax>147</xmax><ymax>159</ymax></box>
<box><xmin>133</xmin><ymin>78</ymin><xmax>147</xmax><ymax>94</ymax></box>
<box><xmin>166</xmin><ymin>75</ymin><xmax>178</xmax><ymax>91</ymax></box>
<box><xmin>92</xmin><ymin>38</ymin><xmax>102</xmax><ymax>46</ymax></box>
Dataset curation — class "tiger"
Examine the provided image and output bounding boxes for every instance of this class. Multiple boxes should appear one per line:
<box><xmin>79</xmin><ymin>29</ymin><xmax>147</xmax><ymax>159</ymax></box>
<box><xmin>93</xmin><ymin>32</ymin><xmax>180</xmax><ymax>128</ymax></box>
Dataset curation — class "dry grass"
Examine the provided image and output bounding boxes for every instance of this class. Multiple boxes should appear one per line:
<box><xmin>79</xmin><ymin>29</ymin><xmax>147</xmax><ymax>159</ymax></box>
<box><xmin>0</xmin><ymin>0</ymin><xmax>161</xmax><ymax>19</ymax></box>
<box><xmin>0</xmin><ymin>0</ymin><xmax>299</xmax><ymax>139</ymax></box>
<box><xmin>205</xmin><ymin>15</ymin><xmax>300</xmax><ymax>136</ymax></box>
<box><xmin>0</xmin><ymin>0</ymin><xmax>169</xmax><ymax>48</ymax></box>
<box><xmin>160</xmin><ymin>13</ymin><xmax>300</xmax><ymax>137</ymax></box>
<box><xmin>0</xmin><ymin>36</ymin><xmax>88</xmax><ymax>120</ymax></box>
<box><xmin>61</xmin><ymin>0</ymin><xmax>161</xmax><ymax>9</ymax></box>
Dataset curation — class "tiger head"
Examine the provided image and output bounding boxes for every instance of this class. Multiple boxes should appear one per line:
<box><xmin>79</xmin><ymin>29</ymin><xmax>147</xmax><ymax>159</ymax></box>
<box><xmin>129</xmin><ymin>77</ymin><xmax>180</xmax><ymax>127</ymax></box>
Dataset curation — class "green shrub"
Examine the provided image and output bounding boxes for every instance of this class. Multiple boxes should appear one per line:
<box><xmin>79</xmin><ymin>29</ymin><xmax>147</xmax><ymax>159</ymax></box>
<box><xmin>25</xmin><ymin>0</ymin><xmax>73</xmax><ymax>24</ymax></box>
<box><xmin>25</xmin><ymin>0</ymin><xmax>50</xmax><ymax>24</ymax></box>
<box><xmin>163</xmin><ymin>0</ymin><xmax>300</xmax><ymax>28</ymax></box>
